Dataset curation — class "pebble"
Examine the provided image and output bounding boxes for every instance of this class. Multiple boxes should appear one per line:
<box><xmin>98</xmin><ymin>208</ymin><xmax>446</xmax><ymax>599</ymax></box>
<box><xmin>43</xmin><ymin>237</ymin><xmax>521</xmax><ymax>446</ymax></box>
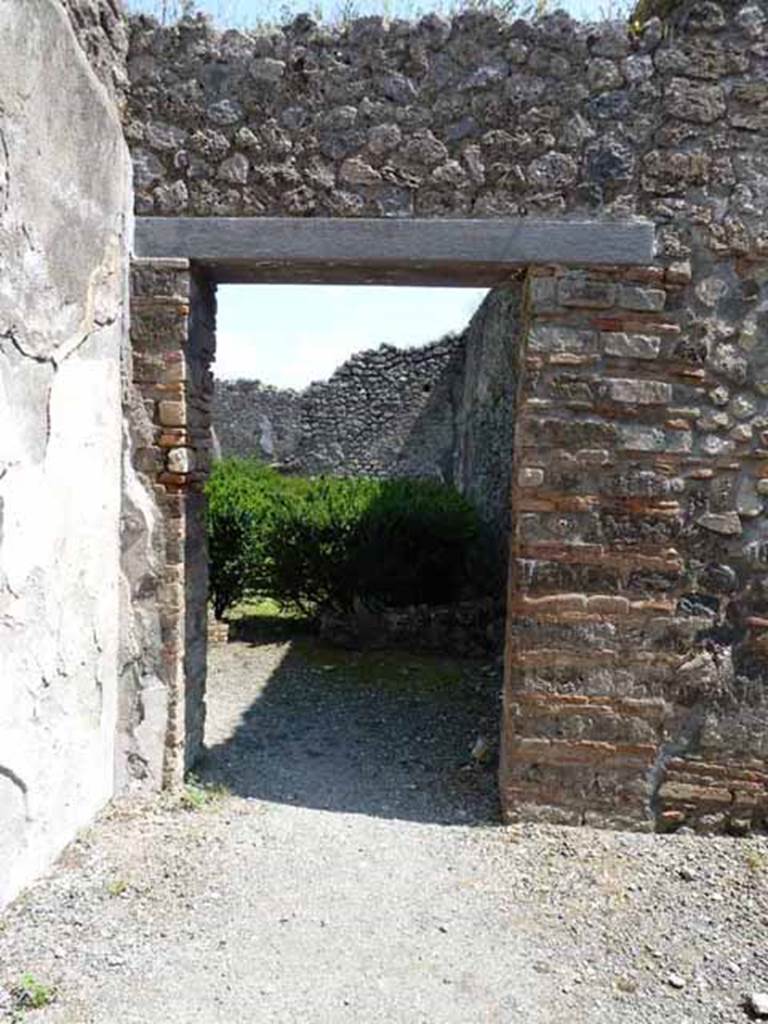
<box><xmin>668</xmin><ymin>973</ymin><xmax>687</xmax><ymax>989</ymax></box>
<box><xmin>748</xmin><ymin>992</ymin><xmax>768</xmax><ymax>1019</ymax></box>
<box><xmin>470</xmin><ymin>735</ymin><xmax>491</xmax><ymax>763</ymax></box>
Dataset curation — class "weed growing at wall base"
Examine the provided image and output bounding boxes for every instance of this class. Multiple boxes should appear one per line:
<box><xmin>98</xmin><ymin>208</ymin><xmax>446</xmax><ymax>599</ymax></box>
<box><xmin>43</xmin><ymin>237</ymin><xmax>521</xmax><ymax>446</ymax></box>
<box><xmin>10</xmin><ymin>974</ymin><xmax>56</xmax><ymax>1014</ymax></box>
<box><xmin>180</xmin><ymin>775</ymin><xmax>231</xmax><ymax>810</ymax></box>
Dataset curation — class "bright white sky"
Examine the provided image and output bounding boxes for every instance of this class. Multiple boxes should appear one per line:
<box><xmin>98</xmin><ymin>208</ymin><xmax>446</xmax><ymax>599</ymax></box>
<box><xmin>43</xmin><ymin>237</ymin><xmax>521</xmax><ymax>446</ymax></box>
<box><xmin>215</xmin><ymin>286</ymin><xmax>489</xmax><ymax>387</ymax></box>
<box><xmin>129</xmin><ymin>0</ymin><xmax>608</xmax><ymax>387</ymax></box>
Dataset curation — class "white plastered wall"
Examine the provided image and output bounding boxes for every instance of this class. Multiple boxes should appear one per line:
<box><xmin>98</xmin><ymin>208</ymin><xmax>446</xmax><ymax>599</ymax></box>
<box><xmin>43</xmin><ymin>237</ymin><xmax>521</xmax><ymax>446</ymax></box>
<box><xmin>0</xmin><ymin>0</ymin><xmax>131</xmax><ymax>908</ymax></box>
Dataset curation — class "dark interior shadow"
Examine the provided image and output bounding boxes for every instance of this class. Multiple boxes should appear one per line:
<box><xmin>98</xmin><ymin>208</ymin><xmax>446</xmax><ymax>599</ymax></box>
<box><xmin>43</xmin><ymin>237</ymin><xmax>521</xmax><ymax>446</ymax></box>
<box><xmin>196</xmin><ymin>620</ymin><xmax>502</xmax><ymax>827</ymax></box>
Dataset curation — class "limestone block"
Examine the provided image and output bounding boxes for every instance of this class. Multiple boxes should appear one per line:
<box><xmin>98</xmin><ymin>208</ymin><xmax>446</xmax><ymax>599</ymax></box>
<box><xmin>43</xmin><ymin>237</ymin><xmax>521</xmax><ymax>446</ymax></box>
<box><xmin>158</xmin><ymin>400</ymin><xmax>186</xmax><ymax>427</ymax></box>
<box><xmin>620</xmin><ymin>424</ymin><xmax>692</xmax><ymax>453</ymax></box>
<box><xmin>697</xmin><ymin>512</ymin><xmax>743</xmax><ymax>535</ymax></box>
<box><xmin>665</xmin><ymin>78</ymin><xmax>726</xmax><ymax>124</ymax></box>
<box><xmin>218</xmin><ymin>153</ymin><xmax>249</xmax><ymax>184</ymax></box>
<box><xmin>558</xmin><ymin>276</ymin><xmax>617</xmax><ymax>309</ymax></box>
<box><xmin>605</xmin><ymin>378</ymin><xmax>672</xmax><ymax>405</ymax></box>
<box><xmin>166</xmin><ymin>447</ymin><xmax>196</xmax><ymax>474</ymax></box>
<box><xmin>603</xmin><ymin>333</ymin><xmax>661</xmax><ymax>360</ymax></box>
<box><xmin>519</xmin><ymin>467</ymin><xmax>544</xmax><ymax>488</ymax></box>
<box><xmin>528</xmin><ymin>276</ymin><xmax>557</xmax><ymax>312</ymax></box>
<box><xmin>618</xmin><ymin>286</ymin><xmax>666</xmax><ymax>312</ymax></box>
<box><xmin>528</xmin><ymin>326</ymin><xmax>594</xmax><ymax>353</ymax></box>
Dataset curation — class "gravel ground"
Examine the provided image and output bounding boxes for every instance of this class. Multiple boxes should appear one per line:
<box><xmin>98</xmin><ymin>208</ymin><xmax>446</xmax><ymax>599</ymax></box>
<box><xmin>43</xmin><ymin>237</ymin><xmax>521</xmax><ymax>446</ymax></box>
<box><xmin>1</xmin><ymin>627</ymin><xmax>767</xmax><ymax>1023</ymax></box>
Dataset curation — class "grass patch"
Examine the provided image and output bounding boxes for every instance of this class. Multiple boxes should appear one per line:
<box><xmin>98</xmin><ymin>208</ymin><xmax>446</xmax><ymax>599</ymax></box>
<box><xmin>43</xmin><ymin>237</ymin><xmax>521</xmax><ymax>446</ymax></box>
<box><xmin>106</xmin><ymin>878</ymin><xmax>129</xmax><ymax>898</ymax></box>
<box><xmin>179</xmin><ymin>774</ymin><xmax>230</xmax><ymax>811</ymax></box>
<box><xmin>293</xmin><ymin>636</ymin><xmax>470</xmax><ymax>693</ymax></box>
<box><xmin>228</xmin><ymin>597</ymin><xmax>307</xmax><ymax>623</ymax></box>
<box><xmin>745</xmin><ymin>849</ymin><xmax>767</xmax><ymax>874</ymax></box>
<box><xmin>12</xmin><ymin>973</ymin><xmax>56</xmax><ymax>1011</ymax></box>
<box><xmin>226</xmin><ymin>597</ymin><xmax>313</xmax><ymax>645</ymax></box>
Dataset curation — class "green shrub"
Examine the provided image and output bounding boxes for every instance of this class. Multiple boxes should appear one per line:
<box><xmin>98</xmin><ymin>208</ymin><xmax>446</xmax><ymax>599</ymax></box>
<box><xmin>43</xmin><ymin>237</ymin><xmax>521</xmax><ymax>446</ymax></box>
<box><xmin>355</xmin><ymin>479</ymin><xmax>484</xmax><ymax>608</ymax></box>
<box><xmin>205</xmin><ymin>458</ymin><xmax>491</xmax><ymax>619</ymax></box>
<box><xmin>205</xmin><ymin>458</ymin><xmax>280</xmax><ymax>618</ymax></box>
<box><xmin>264</xmin><ymin>476</ymin><xmax>380</xmax><ymax>615</ymax></box>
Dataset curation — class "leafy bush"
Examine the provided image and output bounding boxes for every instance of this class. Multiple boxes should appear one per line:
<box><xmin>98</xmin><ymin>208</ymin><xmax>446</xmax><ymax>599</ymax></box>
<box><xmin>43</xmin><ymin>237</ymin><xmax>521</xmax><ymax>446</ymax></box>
<box><xmin>263</xmin><ymin>476</ymin><xmax>380</xmax><ymax>615</ymax></box>
<box><xmin>355</xmin><ymin>479</ymin><xmax>484</xmax><ymax>608</ymax></box>
<box><xmin>205</xmin><ymin>458</ymin><xmax>491</xmax><ymax>619</ymax></box>
<box><xmin>205</xmin><ymin>459</ymin><xmax>280</xmax><ymax>618</ymax></box>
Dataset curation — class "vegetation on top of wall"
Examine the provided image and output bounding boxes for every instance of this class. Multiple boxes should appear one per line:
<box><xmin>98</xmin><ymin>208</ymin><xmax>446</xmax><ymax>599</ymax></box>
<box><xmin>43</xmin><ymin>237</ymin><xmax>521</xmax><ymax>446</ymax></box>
<box><xmin>124</xmin><ymin>0</ymin><xmax>571</xmax><ymax>29</ymax></box>
<box><xmin>205</xmin><ymin>458</ymin><xmax>492</xmax><ymax>620</ymax></box>
<box><xmin>629</xmin><ymin>0</ymin><xmax>683</xmax><ymax>27</ymax></box>
<box><xmin>121</xmin><ymin>0</ymin><xmax>694</xmax><ymax>40</ymax></box>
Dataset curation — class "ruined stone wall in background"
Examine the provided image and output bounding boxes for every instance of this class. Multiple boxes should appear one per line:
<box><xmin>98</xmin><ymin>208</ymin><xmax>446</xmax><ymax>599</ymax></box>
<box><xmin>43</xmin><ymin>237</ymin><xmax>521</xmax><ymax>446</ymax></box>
<box><xmin>0</xmin><ymin>0</ymin><xmax>131</xmax><ymax>907</ymax></box>
<box><xmin>213</xmin><ymin>379</ymin><xmax>302</xmax><ymax>464</ymax></box>
<box><xmin>214</xmin><ymin>337</ymin><xmax>464</xmax><ymax>482</ymax></box>
<box><xmin>212</xmin><ymin>301</ymin><xmax>519</xmax><ymax>550</ymax></box>
<box><xmin>294</xmin><ymin>335</ymin><xmax>464</xmax><ymax>480</ymax></box>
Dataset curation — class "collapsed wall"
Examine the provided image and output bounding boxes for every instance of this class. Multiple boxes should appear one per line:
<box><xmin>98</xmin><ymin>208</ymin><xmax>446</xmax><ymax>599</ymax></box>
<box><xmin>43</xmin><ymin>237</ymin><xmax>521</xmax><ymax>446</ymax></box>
<box><xmin>0</xmin><ymin>0</ymin><xmax>131</xmax><ymax>907</ymax></box>
<box><xmin>213</xmin><ymin>333</ymin><xmax>465</xmax><ymax>480</ymax></box>
<box><xmin>294</xmin><ymin>335</ymin><xmax>465</xmax><ymax>479</ymax></box>
<box><xmin>213</xmin><ymin>379</ymin><xmax>302</xmax><ymax>463</ymax></box>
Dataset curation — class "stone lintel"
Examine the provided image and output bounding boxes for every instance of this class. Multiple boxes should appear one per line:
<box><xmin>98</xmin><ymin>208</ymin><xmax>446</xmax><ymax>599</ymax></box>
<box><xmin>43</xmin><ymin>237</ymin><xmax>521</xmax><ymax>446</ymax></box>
<box><xmin>134</xmin><ymin>217</ymin><xmax>655</xmax><ymax>286</ymax></box>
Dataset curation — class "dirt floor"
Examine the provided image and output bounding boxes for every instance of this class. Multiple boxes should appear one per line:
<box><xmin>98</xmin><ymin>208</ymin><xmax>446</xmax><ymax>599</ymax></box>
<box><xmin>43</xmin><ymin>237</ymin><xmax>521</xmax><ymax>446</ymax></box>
<box><xmin>1</xmin><ymin>624</ymin><xmax>767</xmax><ymax>1023</ymax></box>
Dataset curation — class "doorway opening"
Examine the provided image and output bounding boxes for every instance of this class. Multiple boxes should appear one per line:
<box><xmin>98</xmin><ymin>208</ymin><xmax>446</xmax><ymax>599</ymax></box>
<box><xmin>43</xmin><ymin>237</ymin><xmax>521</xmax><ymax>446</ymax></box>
<box><xmin>128</xmin><ymin>213</ymin><xmax>655</xmax><ymax>825</ymax></box>
<box><xmin>196</xmin><ymin>280</ymin><xmax>521</xmax><ymax>824</ymax></box>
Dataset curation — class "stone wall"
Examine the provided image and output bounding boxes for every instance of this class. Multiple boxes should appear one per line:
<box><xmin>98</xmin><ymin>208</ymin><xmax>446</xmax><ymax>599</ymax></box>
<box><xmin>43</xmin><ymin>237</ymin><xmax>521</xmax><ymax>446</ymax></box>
<box><xmin>298</xmin><ymin>335</ymin><xmax>464</xmax><ymax>479</ymax></box>
<box><xmin>0</xmin><ymin>0</ymin><xmax>131</xmax><ymax>907</ymax></box>
<box><xmin>125</xmin><ymin>1</ymin><xmax>766</xmax><ymax>261</ymax></box>
<box><xmin>456</xmin><ymin>284</ymin><xmax>523</xmax><ymax>566</ymax></box>
<box><xmin>504</xmin><ymin>263</ymin><xmax>768</xmax><ymax>833</ymax></box>
<box><xmin>213</xmin><ymin>379</ymin><xmax>302</xmax><ymax>464</ymax></box>
<box><xmin>214</xmin><ymin>333</ymin><xmax>465</xmax><ymax>479</ymax></box>
<box><xmin>122</xmin><ymin>0</ymin><xmax>768</xmax><ymax>832</ymax></box>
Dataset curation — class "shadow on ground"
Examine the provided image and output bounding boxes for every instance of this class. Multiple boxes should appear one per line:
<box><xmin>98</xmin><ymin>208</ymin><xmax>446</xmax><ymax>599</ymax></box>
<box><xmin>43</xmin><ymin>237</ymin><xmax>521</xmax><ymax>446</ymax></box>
<box><xmin>197</xmin><ymin>614</ymin><xmax>502</xmax><ymax>827</ymax></box>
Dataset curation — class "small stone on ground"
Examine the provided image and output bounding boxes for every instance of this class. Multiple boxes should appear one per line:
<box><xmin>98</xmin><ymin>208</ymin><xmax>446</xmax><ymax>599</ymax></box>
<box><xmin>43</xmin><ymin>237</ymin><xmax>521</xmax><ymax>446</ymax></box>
<box><xmin>748</xmin><ymin>993</ymin><xmax>768</xmax><ymax>1019</ymax></box>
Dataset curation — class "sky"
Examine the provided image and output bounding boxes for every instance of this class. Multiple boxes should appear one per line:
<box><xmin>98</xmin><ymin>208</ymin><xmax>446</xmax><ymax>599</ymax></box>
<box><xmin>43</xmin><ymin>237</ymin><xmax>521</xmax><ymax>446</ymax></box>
<box><xmin>130</xmin><ymin>0</ymin><xmax>609</xmax><ymax>388</ymax></box>
<box><xmin>215</xmin><ymin>285</ymin><xmax>489</xmax><ymax>388</ymax></box>
<box><xmin>128</xmin><ymin>0</ymin><xmax>611</xmax><ymax>25</ymax></box>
